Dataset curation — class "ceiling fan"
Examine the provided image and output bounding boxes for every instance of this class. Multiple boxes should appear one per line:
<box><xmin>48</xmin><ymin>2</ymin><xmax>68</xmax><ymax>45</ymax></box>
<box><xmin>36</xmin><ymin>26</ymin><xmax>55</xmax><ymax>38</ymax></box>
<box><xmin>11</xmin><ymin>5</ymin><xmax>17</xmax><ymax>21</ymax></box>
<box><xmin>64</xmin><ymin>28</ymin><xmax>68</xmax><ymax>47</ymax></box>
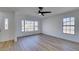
<box><xmin>38</xmin><ymin>7</ymin><xmax>52</xmax><ymax>16</ymax></box>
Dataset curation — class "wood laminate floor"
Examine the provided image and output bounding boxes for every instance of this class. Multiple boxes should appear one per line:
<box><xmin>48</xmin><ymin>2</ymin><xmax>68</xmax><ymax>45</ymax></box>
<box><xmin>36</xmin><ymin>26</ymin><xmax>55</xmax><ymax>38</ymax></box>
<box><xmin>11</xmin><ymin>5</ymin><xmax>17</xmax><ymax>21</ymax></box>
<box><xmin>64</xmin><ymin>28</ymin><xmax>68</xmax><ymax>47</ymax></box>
<box><xmin>0</xmin><ymin>34</ymin><xmax>79</xmax><ymax>51</ymax></box>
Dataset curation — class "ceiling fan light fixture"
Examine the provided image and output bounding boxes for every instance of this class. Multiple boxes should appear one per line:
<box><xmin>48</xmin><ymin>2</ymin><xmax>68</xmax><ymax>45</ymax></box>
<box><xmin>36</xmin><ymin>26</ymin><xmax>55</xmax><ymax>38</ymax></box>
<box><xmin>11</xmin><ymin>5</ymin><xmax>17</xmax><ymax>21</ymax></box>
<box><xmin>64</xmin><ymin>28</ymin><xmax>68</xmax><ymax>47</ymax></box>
<box><xmin>38</xmin><ymin>13</ymin><xmax>41</xmax><ymax>15</ymax></box>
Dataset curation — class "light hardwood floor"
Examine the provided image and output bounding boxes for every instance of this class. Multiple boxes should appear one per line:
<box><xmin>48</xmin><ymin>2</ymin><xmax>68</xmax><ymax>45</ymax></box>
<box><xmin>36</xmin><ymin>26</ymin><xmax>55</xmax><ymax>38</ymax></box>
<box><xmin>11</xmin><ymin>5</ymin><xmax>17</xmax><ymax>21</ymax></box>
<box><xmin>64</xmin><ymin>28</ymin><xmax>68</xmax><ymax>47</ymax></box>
<box><xmin>0</xmin><ymin>34</ymin><xmax>79</xmax><ymax>51</ymax></box>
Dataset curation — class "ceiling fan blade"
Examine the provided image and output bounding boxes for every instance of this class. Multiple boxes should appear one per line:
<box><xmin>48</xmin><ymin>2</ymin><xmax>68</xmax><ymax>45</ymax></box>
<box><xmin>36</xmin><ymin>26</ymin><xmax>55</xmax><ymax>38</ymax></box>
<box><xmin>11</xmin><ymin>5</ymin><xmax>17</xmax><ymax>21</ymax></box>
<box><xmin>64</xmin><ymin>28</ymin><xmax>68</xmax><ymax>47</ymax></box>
<box><xmin>38</xmin><ymin>11</ymin><xmax>51</xmax><ymax>13</ymax></box>
<box><xmin>42</xmin><ymin>11</ymin><xmax>51</xmax><ymax>13</ymax></box>
<box><xmin>38</xmin><ymin>10</ymin><xmax>41</xmax><ymax>13</ymax></box>
<box><xmin>41</xmin><ymin>13</ymin><xmax>44</xmax><ymax>16</ymax></box>
<box><xmin>38</xmin><ymin>7</ymin><xmax>51</xmax><ymax>16</ymax></box>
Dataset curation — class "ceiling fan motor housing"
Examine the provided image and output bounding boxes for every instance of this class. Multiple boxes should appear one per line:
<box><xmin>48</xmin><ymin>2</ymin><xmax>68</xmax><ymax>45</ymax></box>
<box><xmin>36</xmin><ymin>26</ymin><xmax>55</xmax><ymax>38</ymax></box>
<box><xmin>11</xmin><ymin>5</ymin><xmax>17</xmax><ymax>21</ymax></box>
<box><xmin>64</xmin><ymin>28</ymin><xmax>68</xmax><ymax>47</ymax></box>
<box><xmin>38</xmin><ymin>7</ymin><xmax>51</xmax><ymax>16</ymax></box>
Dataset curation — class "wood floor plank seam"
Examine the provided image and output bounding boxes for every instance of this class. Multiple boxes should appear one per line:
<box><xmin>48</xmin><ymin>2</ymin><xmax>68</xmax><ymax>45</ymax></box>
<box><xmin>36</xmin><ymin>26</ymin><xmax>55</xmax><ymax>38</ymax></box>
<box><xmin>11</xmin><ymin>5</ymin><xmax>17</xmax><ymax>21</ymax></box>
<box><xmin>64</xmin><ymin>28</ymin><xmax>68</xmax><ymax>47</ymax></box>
<box><xmin>0</xmin><ymin>34</ymin><xmax>79</xmax><ymax>51</ymax></box>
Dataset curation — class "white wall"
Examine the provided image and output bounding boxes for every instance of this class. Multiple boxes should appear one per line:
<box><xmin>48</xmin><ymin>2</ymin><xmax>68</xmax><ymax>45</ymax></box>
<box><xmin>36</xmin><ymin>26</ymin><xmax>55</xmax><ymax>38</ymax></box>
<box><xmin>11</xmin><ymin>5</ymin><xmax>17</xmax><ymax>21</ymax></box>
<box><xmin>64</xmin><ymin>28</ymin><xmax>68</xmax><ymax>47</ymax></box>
<box><xmin>42</xmin><ymin>9</ymin><xmax>79</xmax><ymax>43</ymax></box>
<box><xmin>0</xmin><ymin>11</ymin><xmax>16</xmax><ymax>42</ymax></box>
<box><xmin>1</xmin><ymin>8</ymin><xmax>79</xmax><ymax>43</ymax></box>
<box><xmin>0</xmin><ymin>10</ymin><xmax>42</xmax><ymax>42</ymax></box>
<box><xmin>15</xmin><ymin>13</ymin><xmax>42</xmax><ymax>37</ymax></box>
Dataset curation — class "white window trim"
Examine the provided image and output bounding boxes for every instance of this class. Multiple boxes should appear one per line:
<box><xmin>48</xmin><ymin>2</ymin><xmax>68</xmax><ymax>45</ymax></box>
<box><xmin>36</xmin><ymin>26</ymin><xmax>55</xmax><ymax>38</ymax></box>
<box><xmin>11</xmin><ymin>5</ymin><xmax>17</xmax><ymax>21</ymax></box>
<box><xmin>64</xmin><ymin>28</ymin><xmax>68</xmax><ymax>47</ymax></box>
<box><xmin>21</xmin><ymin>20</ymin><xmax>38</xmax><ymax>32</ymax></box>
<box><xmin>63</xmin><ymin>17</ymin><xmax>75</xmax><ymax>35</ymax></box>
<box><xmin>5</xmin><ymin>18</ymin><xmax>8</xmax><ymax>30</ymax></box>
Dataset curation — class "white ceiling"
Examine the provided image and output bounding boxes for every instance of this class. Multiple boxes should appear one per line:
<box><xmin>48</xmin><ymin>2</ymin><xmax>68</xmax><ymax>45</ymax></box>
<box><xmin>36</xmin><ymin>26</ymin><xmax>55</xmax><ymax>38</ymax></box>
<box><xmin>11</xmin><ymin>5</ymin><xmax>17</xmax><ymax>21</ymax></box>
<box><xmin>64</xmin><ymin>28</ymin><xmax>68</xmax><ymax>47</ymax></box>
<box><xmin>0</xmin><ymin>7</ymin><xmax>79</xmax><ymax>17</ymax></box>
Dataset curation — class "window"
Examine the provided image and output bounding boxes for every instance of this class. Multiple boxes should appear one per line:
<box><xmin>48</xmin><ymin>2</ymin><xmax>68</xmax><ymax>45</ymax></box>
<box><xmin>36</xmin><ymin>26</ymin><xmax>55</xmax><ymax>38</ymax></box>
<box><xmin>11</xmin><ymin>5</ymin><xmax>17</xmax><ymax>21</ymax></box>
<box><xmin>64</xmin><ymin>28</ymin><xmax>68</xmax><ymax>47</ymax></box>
<box><xmin>21</xmin><ymin>20</ymin><xmax>38</xmax><ymax>32</ymax></box>
<box><xmin>35</xmin><ymin>21</ymin><xmax>38</xmax><ymax>31</ymax></box>
<box><xmin>21</xmin><ymin>20</ymin><xmax>25</xmax><ymax>32</ymax></box>
<box><xmin>63</xmin><ymin>17</ymin><xmax>75</xmax><ymax>34</ymax></box>
<box><xmin>5</xmin><ymin>18</ymin><xmax>8</xmax><ymax>30</ymax></box>
<box><xmin>25</xmin><ymin>21</ymin><xmax>34</xmax><ymax>32</ymax></box>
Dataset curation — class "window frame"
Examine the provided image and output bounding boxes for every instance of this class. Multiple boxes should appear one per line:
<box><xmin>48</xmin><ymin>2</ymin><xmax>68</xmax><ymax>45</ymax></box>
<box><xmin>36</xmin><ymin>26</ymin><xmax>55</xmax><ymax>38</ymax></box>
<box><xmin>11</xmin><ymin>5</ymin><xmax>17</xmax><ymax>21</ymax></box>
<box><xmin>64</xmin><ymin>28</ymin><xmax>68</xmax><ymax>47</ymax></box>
<box><xmin>34</xmin><ymin>21</ymin><xmax>38</xmax><ymax>31</ymax></box>
<box><xmin>25</xmin><ymin>20</ymin><xmax>34</xmax><ymax>32</ymax></box>
<box><xmin>21</xmin><ymin>20</ymin><xmax>25</xmax><ymax>32</ymax></box>
<box><xmin>21</xmin><ymin>20</ymin><xmax>38</xmax><ymax>32</ymax></box>
<box><xmin>62</xmin><ymin>17</ymin><xmax>75</xmax><ymax>35</ymax></box>
<box><xmin>5</xmin><ymin>18</ymin><xmax>8</xmax><ymax>30</ymax></box>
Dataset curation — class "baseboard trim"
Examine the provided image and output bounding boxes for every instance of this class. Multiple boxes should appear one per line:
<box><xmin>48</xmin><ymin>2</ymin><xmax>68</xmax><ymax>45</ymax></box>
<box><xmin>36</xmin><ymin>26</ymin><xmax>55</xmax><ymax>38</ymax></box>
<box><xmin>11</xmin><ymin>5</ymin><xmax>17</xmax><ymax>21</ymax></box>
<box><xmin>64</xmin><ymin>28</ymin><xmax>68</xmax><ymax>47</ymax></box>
<box><xmin>42</xmin><ymin>33</ymin><xmax>79</xmax><ymax>44</ymax></box>
<box><xmin>17</xmin><ymin>33</ymin><xmax>79</xmax><ymax>44</ymax></box>
<box><xmin>17</xmin><ymin>33</ymin><xmax>42</xmax><ymax>39</ymax></box>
